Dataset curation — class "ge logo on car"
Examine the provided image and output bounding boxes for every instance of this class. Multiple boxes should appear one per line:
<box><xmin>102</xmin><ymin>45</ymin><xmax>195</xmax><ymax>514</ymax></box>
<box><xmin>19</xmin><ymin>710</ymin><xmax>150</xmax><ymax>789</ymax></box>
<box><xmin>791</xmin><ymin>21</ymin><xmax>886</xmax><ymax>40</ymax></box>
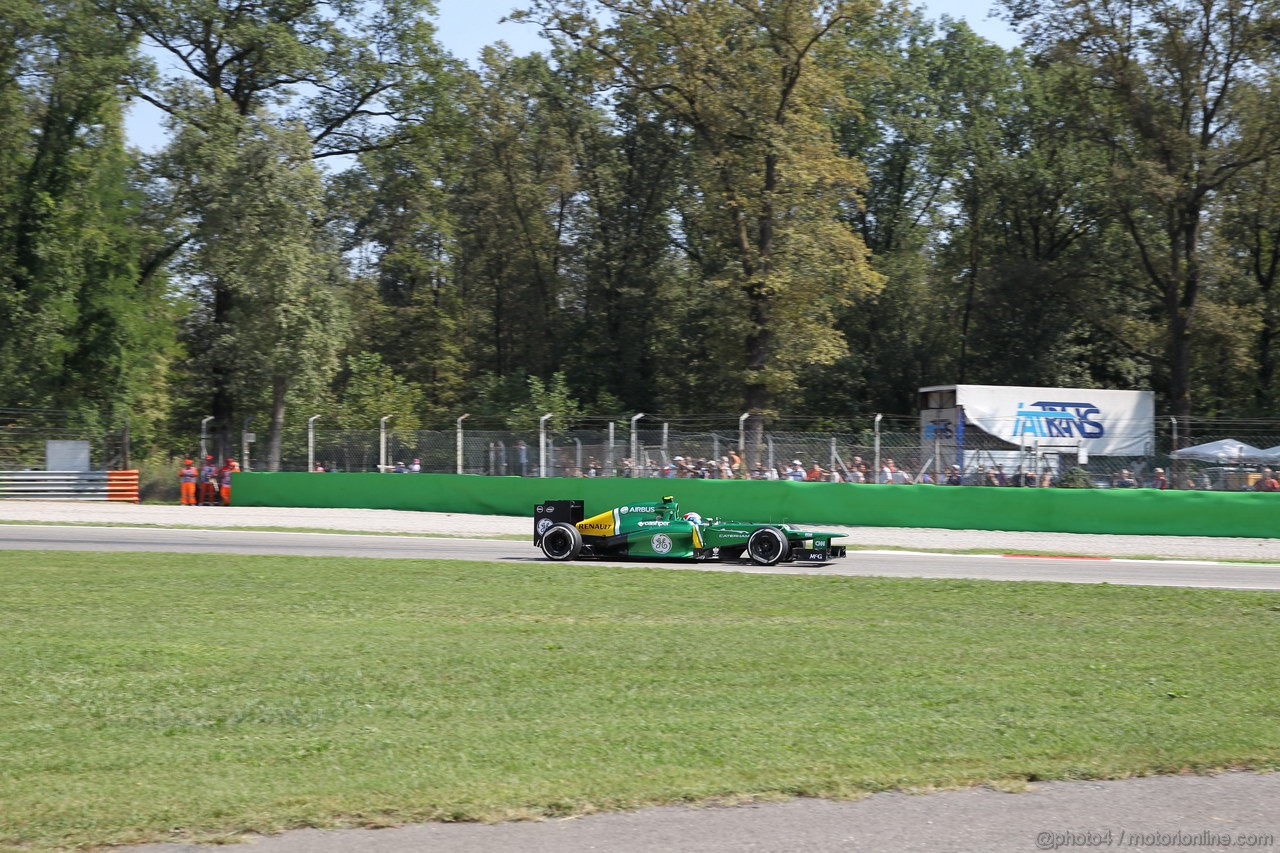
<box><xmin>537</xmin><ymin>518</ymin><xmax>553</xmax><ymax>534</ymax></box>
<box><xmin>651</xmin><ymin>534</ymin><xmax>673</xmax><ymax>554</ymax></box>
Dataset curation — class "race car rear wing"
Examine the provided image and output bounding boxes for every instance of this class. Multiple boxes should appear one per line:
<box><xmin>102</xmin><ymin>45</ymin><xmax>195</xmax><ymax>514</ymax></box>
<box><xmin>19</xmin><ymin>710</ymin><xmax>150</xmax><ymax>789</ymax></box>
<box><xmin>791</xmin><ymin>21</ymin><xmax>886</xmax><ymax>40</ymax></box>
<box><xmin>533</xmin><ymin>499</ymin><xmax>584</xmax><ymax>545</ymax></box>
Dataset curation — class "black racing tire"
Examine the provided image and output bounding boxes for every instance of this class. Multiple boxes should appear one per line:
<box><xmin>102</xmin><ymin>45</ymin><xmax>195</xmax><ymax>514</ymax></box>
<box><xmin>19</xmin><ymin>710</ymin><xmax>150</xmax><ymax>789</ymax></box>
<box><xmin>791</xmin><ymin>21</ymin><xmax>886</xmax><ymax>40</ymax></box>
<box><xmin>747</xmin><ymin>526</ymin><xmax>790</xmax><ymax>566</ymax></box>
<box><xmin>540</xmin><ymin>522</ymin><xmax>583</xmax><ymax>561</ymax></box>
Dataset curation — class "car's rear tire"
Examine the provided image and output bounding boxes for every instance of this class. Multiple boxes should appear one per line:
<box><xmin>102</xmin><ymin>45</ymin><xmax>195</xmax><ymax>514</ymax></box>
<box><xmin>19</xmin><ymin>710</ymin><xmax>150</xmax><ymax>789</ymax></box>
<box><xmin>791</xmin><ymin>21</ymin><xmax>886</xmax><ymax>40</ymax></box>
<box><xmin>747</xmin><ymin>526</ymin><xmax>790</xmax><ymax>566</ymax></box>
<box><xmin>540</xmin><ymin>522</ymin><xmax>583</xmax><ymax>561</ymax></box>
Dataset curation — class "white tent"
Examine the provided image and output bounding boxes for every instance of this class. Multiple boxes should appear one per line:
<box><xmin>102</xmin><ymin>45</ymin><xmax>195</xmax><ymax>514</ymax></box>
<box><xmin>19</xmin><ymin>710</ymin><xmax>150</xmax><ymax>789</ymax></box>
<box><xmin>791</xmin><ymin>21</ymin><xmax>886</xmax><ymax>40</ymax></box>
<box><xmin>1169</xmin><ymin>439</ymin><xmax>1272</xmax><ymax>463</ymax></box>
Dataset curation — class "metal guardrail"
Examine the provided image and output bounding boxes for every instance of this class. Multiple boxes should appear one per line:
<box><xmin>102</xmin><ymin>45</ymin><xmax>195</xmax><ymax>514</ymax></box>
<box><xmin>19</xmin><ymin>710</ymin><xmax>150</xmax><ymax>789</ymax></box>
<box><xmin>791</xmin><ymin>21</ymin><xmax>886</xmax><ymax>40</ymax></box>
<box><xmin>0</xmin><ymin>470</ymin><xmax>139</xmax><ymax>501</ymax></box>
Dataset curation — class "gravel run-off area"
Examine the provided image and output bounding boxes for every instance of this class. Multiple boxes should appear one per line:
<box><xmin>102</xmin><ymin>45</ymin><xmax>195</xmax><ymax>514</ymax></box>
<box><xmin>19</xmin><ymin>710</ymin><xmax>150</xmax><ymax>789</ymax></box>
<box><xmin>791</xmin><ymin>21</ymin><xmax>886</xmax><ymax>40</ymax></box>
<box><xmin>1</xmin><ymin>500</ymin><xmax>1279</xmax><ymax>562</ymax></box>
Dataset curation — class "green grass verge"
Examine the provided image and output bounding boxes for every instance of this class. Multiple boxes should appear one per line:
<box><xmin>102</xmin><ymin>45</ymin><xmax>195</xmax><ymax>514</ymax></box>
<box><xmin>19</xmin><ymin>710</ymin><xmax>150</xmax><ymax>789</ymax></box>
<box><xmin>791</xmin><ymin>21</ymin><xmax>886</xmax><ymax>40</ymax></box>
<box><xmin>0</xmin><ymin>519</ymin><xmax>529</xmax><ymax>540</ymax></box>
<box><xmin>2</xmin><ymin>551</ymin><xmax>1279</xmax><ymax>850</ymax></box>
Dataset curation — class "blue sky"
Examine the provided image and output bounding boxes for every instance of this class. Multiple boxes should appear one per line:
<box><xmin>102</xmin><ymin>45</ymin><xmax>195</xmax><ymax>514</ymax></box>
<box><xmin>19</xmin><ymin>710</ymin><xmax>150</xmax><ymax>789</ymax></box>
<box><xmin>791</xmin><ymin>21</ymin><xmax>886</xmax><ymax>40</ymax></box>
<box><xmin>126</xmin><ymin>0</ymin><xmax>1020</xmax><ymax>151</ymax></box>
<box><xmin>432</xmin><ymin>0</ymin><xmax>1021</xmax><ymax>59</ymax></box>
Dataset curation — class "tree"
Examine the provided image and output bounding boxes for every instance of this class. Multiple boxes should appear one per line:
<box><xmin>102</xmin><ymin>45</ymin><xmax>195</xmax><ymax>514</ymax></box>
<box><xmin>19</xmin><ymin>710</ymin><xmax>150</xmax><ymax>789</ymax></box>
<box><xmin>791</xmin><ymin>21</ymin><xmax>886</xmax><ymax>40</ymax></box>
<box><xmin>825</xmin><ymin>16</ymin><xmax>997</xmax><ymax>414</ymax></box>
<box><xmin>525</xmin><ymin>0</ymin><xmax>884</xmax><ymax>431</ymax></box>
<box><xmin>111</xmin><ymin>0</ymin><xmax>452</xmax><ymax>451</ymax></box>
<box><xmin>548</xmin><ymin>56</ymin><xmax>687</xmax><ymax>412</ymax></box>
<box><xmin>1004</xmin><ymin>0</ymin><xmax>1280</xmax><ymax>420</ymax></box>
<box><xmin>941</xmin><ymin>47</ymin><xmax>1146</xmax><ymax>391</ymax></box>
<box><xmin>451</xmin><ymin>49</ymin><xmax>583</xmax><ymax>383</ymax></box>
<box><xmin>1218</xmin><ymin>153</ymin><xmax>1280</xmax><ymax>412</ymax></box>
<box><xmin>331</xmin><ymin>351</ymin><xmax>424</xmax><ymax>431</ymax></box>
<box><xmin>0</xmin><ymin>0</ymin><xmax>175</xmax><ymax>437</ymax></box>
<box><xmin>175</xmin><ymin>116</ymin><xmax>349</xmax><ymax>470</ymax></box>
<box><xmin>504</xmin><ymin>372</ymin><xmax>586</xmax><ymax>431</ymax></box>
<box><xmin>331</xmin><ymin>91</ymin><xmax>470</xmax><ymax>426</ymax></box>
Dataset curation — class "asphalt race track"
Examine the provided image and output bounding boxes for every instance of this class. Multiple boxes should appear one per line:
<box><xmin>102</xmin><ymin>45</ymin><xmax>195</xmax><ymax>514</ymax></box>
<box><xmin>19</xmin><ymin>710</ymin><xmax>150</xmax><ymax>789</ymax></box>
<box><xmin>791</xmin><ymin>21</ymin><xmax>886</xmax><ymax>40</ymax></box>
<box><xmin>4</xmin><ymin>524</ymin><xmax>1280</xmax><ymax>590</ymax></box>
<box><xmin>119</xmin><ymin>773</ymin><xmax>1280</xmax><ymax>853</ymax></box>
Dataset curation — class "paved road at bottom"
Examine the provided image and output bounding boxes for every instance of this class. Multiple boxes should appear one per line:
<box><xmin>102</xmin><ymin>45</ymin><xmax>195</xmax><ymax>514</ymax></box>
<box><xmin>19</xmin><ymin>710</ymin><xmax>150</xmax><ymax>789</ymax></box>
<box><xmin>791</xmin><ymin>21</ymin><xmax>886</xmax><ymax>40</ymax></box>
<box><xmin>123</xmin><ymin>772</ymin><xmax>1280</xmax><ymax>853</ymax></box>
<box><xmin>4</xmin><ymin>524</ymin><xmax>1280</xmax><ymax>590</ymax></box>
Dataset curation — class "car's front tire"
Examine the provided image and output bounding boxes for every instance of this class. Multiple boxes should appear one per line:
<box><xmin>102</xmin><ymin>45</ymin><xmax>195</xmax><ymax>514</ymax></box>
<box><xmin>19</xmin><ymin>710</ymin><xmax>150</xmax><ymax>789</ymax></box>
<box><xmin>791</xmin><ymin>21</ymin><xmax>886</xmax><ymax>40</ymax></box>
<box><xmin>540</xmin><ymin>522</ymin><xmax>583</xmax><ymax>561</ymax></box>
<box><xmin>747</xmin><ymin>526</ymin><xmax>790</xmax><ymax>566</ymax></box>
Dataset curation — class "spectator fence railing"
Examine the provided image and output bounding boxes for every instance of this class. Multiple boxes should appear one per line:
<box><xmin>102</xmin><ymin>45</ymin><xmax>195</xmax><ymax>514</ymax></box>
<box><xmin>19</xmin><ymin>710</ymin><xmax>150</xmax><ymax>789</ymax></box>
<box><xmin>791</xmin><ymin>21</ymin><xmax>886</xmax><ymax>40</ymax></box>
<box><xmin>7</xmin><ymin>408</ymin><xmax>1280</xmax><ymax>492</ymax></box>
<box><xmin>261</xmin><ymin>418</ymin><xmax>1280</xmax><ymax>491</ymax></box>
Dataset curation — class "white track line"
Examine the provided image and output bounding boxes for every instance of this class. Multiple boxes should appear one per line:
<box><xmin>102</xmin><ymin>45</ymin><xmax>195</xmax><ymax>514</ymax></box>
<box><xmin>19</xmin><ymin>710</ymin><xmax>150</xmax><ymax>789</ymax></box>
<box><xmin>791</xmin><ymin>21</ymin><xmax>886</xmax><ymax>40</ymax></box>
<box><xmin>854</xmin><ymin>549</ymin><xmax>1280</xmax><ymax>569</ymax></box>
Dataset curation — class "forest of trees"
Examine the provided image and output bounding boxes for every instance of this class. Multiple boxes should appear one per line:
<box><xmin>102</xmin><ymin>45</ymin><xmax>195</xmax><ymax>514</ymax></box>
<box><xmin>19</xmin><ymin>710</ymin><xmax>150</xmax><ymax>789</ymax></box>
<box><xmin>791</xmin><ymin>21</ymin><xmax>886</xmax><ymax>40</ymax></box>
<box><xmin>4</xmin><ymin>0</ymin><xmax>1280</xmax><ymax>469</ymax></box>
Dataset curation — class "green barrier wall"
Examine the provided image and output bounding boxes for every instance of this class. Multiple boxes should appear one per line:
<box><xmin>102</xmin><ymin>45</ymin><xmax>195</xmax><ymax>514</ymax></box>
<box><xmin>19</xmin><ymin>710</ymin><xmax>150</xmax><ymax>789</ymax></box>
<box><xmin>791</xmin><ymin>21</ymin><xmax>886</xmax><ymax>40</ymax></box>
<box><xmin>233</xmin><ymin>473</ymin><xmax>1280</xmax><ymax>539</ymax></box>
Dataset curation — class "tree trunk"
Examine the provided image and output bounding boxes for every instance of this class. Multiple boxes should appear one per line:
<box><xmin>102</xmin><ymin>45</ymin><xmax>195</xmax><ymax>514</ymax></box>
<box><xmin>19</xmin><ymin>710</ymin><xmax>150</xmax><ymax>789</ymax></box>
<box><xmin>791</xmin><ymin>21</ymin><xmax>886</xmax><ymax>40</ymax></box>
<box><xmin>1167</xmin><ymin>210</ymin><xmax>1200</xmax><ymax>424</ymax></box>
<box><xmin>742</xmin><ymin>150</ymin><xmax>777</xmax><ymax>417</ymax></box>
<box><xmin>1257</xmin><ymin>309</ymin><xmax>1276</xmax><ymax>413</ymax></box>
<box><xmin>1167</xmin><ymin>305</ymin><xmax>1193</xmax><ymax>424</ymax></box>
<box><xmin>267</xmin><ymin>373</ymin><xmax>286</xmax><ymax>472</ymax></box>
<box><xmin>958</xmin><ymin>189</ymin><xmax>982</xmax><ymax>383</ymax></box>
<box><xmin>1253</xmin><ymin>239</ymin><xmax>1279</xmax><ymax>412</ymax></box>
<box><xmin>210</xmin><ymin>280</ymin><xmax>235</xmax><ymax>463</ymax></box>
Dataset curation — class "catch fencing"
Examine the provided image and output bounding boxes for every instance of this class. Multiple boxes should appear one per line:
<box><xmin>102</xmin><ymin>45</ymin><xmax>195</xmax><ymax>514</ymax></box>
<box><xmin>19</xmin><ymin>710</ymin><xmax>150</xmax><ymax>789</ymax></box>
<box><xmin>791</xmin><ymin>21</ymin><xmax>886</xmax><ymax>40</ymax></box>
<box><xmin>0</xmin><ymin>408</ymin><xmax>129</xmax><ymax>472</ymax></box>
<box><xmin>260</xmin><ymin>416</ymin><xmax>1280</xmax><ymax>491</ymax></box>
<box><xmin>6</xmin><ymin>407</ymin><xmax>1280</xmax><ymax>492</ymax></box>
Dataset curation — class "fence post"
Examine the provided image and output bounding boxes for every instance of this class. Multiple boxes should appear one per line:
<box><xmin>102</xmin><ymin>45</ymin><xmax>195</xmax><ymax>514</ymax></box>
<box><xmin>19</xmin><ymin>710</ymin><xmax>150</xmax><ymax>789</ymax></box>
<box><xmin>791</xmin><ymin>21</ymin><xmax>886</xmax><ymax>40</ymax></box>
<box><xmin>379</xmin><ymin>415</ymin><xmax>393</xmax><ymax>473</ymax></box>
<box><xmin>630</xmin><ymin>413</ymin><xmax>645</xmax><ymax>474</ymax></box>
<box><xmin>241</xmin><ymin>416</ymin><xmax>253</xmax><ymax>471</ymax></box>
<box><xmin>456</xmin><ymin>414</ymin><xmax>470</xmax><ymax>474</ymax></box>
<box><xmin>308</xmin><ymin>415</ymin><xmax>321</xmax><ymax>473</ymax></box>
<box><xmin>539</xmin><ymin>413</ymin><xmax>552</xmax><ymax>477</ymax></box>
<box><xmin>121</xmin><ymin>414</ymin><xmax>130</xmax><ymax>471</ymax></box>
<box><xmin>607</xmin><ymin>422</ymin><xmax>615</xmax><ymax>476</ymax></box>
<box><xmin>874</xmin><ymin>413</ymin><xmax>883</xmax><ymax>483</ymax></box>
<box><xmin>200</xmin><ymin>416</ymin><xmax>213</xmax><ymax>463</ymax></box>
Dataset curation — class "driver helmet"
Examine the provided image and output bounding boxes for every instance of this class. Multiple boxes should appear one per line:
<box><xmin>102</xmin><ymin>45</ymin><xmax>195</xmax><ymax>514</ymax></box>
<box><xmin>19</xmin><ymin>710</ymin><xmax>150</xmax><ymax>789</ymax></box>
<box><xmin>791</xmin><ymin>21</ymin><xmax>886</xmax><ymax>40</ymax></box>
<box><xmin>683</xmin><ymin>512</ymin><xmax>702</xmax><ymax>525</ymax></box>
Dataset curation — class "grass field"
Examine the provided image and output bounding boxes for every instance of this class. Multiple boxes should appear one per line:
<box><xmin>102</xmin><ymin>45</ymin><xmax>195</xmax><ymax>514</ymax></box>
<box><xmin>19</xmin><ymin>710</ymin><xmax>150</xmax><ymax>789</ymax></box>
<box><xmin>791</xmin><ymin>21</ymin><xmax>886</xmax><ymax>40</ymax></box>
<box><xmin>2</xmin><ymin>551</ymin><xmax>1278</xmax><ymax>850</ymax></box>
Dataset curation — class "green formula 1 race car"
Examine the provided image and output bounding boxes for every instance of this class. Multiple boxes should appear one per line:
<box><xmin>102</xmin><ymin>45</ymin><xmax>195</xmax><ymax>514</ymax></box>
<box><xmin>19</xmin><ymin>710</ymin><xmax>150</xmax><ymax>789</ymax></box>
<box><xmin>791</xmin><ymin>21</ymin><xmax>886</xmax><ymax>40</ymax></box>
<box><xmin>533</xmin><ymin>496</ymin><xmax>847</xmax><ymax>565</ymax></box>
